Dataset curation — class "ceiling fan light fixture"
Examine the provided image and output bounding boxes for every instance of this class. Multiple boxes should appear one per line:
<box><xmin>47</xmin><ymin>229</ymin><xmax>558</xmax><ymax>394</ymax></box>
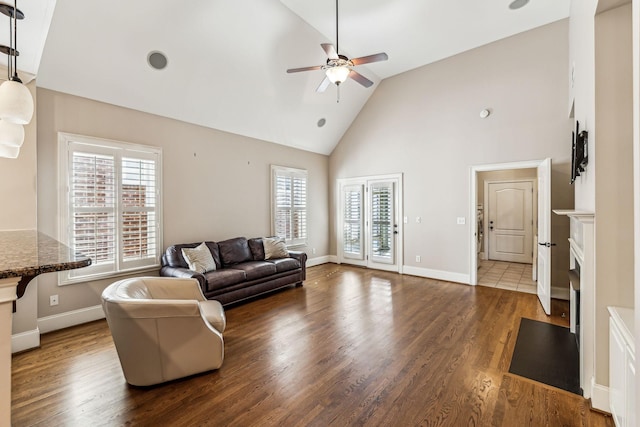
<box><xmin>325</xmin><ymin>66</ymin><xmax>350</xmax><ymax>85</ymax></box>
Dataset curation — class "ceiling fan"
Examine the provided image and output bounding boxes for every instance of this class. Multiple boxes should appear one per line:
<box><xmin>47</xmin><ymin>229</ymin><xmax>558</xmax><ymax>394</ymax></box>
<box><xmin>286</xmin><ymin>0</ymin><xmax>388</xmax><ymax>94</ymax></box>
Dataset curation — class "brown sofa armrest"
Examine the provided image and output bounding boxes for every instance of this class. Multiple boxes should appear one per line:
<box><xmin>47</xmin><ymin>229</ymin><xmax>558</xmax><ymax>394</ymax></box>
<box><xmin>160</xmin><ymin>266</ymin><xmax>206</xmax><ymax>290</ymax></box>
<box><xmin>287</xmin><ymin>251</ymin><xmax>307</xmax><ymax>281</ymax></box>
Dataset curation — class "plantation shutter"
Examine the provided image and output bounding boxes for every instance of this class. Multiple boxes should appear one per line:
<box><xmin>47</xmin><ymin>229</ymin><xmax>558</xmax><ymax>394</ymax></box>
<box><xmin>120</xmin><ymin>155</ymin><xmax>159</xmax><ymax>269</ymax></box>
<box><xmin>68</xmin><ymin>149</ymin><xmax>117</xmax><ymax>278</ymax></box>
<box><xmin>370</xmin><ymin>182</ymin><xmax>394</xmax><ymax>263</ymax></box>
<box><xmin>342</xmin><ymin>184</ymin><xmax>364</xmax><ymax>259</ymax></box>
<box><xmin>272</xmin><ymin>166</ymin><xmax>307</xmax><ymax>246</ymax></box>
<box><xmin>61</xmin><ymin>136</ymin><xmax>162</xmax><ymax>283</ymax></box>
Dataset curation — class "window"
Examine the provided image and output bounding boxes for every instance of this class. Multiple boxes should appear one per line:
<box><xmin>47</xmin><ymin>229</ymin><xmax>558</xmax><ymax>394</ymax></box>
<box><xmin>271</xmin><ymin>165</ymin><xmax>307</xmax><ymax>246</ymax></box>
<box><xmin>58</xmin><ymin>133</ymin><xmax>162</xmax><ymax>283</ymax></box>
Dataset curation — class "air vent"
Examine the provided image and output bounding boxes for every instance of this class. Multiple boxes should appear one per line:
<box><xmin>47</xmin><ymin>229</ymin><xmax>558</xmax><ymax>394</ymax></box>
<box><xmin>147</xmin><ymin>51</ymin><xmax>168</xmax><ymax>70</ymax></box>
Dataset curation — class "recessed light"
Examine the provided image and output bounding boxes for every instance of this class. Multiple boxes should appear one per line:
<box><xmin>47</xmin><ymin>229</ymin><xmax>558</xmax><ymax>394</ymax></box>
<box><xmin>317</xmin><ymin>118</ymin><xmax>326</xmax><ymax>128</ymax></box>
<box><xmin>147</xmin><ymin>51</ymin><xmax>168</xmax><ymax>70</ymax></box>
<box><xmin>508</xmin><ymin>0</ymin><xmax>529</xmax><ymax>10</ymax></box>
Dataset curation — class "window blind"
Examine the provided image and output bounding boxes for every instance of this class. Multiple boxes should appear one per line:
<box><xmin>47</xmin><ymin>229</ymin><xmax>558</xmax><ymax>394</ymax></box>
<box><xmin>272</xmin><ymin>166</ymin><xmax>307</xmax><ymax>246</ymax></box>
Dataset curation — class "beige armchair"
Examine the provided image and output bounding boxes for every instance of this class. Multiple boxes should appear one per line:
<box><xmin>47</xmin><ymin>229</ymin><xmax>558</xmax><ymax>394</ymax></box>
<box><xmin>101</xmin><ymin>277</ymin><xmax>226</xmax><ymax>386</ymax></box>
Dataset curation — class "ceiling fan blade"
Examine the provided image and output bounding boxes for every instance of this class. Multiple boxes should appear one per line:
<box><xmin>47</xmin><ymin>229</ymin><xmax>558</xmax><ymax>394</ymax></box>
<box><xmin>348</xmin><ymin>70</ymin><xmax>374</xmax><ymax>88</ymax></box>
<box><xmin>350</xmin><ymin>52</ymin><xmax>388</xmax><ymax>66</ymax></box>
<box><xmin>316</xmin><ymin>76</ymin><xmax>331</xmax><ymax>93</ymax></box>
<box><xmin>287</xmin><ymin>65</ymin><xmax>323</xmax><ymax>73</ymax></box>
<box><xmin>321</xmin><ymin>43</ymin><xmax>339</xmax><ymax>60</ymax></box>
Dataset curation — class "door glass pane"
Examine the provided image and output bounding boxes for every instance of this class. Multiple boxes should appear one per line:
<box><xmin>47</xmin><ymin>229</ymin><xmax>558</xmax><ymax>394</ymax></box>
<box><xmin>371</xmin><ymin>183</ymin><xmax>393</xmax><ymax>260</ymax></box>
<box><xmin>343</xmin><ymin>185</ymin><xmax>363</xmax><ymax>259</ymax></box>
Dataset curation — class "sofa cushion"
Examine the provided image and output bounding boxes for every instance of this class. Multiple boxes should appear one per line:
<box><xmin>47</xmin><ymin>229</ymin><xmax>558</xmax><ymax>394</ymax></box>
<box><xmin>266</xmin><ymin>257</ymin><xmax>301</xmax><ymax>273</ymax></box>
<box><xmin>203</xmin><ymin>269</ymin><xmax>247</xmax><ymax>292</ymax></box>
<box><xmin>228</xmin><ymin>261</ymin><xmax>277</xmax><ymax>281</ymax></box>
<box><xmin>263</xmin><ymin>237</ymin><xmax>288</xmax><ymax>259</ymax></box>
<box><xmin>218</xmin><ymin>237</ymin><xmax>252</xmax><ymax>266</ymax></box>
<box><xmin>204</xmin><ymin>242</ymin><xmax>222</xmax><ymax>269</ymax></box>
<box><xmin>181</xmin><ymin>242</ymin><xmax>216</xmax><ymax>273</ymax></box>
<box><xmin>248</xmin><ymin>238</ymin><xmax>265</xmax><ymax>261</ymax></box>
<box><xmin>165</xmin><ymin>243</ymin><xmax>198</xmax><ymax>268</ymax></box>
<box><xmin>164</xmin><ymin>242</ymin><xmax>221</xmax><ymax>269</ymax></box>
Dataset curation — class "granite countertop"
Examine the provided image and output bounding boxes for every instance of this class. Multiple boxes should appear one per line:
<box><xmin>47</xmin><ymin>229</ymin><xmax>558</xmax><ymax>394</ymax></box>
<box><xmin>0</xmin><ymin>230</ymin><xmax>91</xmax><ymax>280</ymax></box>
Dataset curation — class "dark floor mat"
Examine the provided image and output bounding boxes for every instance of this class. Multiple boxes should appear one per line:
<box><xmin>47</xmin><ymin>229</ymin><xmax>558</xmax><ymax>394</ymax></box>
<box><xmin>509</xmin><ymin>318</ymin><xmax>581</xmax><ymax>395</ymax></box>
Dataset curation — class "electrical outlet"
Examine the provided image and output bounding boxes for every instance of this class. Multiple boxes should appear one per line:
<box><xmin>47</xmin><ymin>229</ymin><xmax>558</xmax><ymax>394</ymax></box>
<box><xmin>416</xmin><ymin>255</ymin><xmax>421</xmax><ymax>262</ymax></box>
<box><xmin>312</xmin><ymin>248</ymin><xmax>316</xmax><ymax>255</ymax></box>
<box><xmin>457</xmin><ymin>217</ymin><xmax>466</xmax><ymax>225</ymax></box>
<box><xmin>416</xmin><ymin>216</ymin><xmax>421</xmax><ymax>223</ymax></box>
<box><xmin>50</xmin><ymin>295</ymin><xmax>59</xmax><ymax>306</ymax></box>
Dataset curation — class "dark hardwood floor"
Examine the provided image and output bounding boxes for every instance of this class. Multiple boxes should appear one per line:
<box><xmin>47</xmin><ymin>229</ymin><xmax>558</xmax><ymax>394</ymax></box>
<box><xmin>11</xmin><ymin>264</ymin><xmax>612</xmax><ymax>426</ymax></box>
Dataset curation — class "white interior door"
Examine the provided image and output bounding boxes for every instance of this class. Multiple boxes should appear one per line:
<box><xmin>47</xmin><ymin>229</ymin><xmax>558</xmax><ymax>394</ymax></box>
<box><xmin>536</xmin><ymin>158</ymin><xmax>552</xmax><ymax>315</ymax></box>
<box><xmin>487</xmin><ymin>181</ymin><xmax>534</xmax><ymax>263</ymax></box>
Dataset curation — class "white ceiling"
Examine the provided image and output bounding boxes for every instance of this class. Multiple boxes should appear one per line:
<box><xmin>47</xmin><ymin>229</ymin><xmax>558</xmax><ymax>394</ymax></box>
<box><xmin>24</xmin><ymin>0</ymin><xmax>569</xmax><ymax>155</ymax></box>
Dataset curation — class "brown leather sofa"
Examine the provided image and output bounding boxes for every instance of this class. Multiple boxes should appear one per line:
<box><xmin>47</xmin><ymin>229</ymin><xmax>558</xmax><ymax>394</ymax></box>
<box><xmin>160</xmin><ymin>237</ymin><xmax>307</xmax><ymax>305</ymax></box>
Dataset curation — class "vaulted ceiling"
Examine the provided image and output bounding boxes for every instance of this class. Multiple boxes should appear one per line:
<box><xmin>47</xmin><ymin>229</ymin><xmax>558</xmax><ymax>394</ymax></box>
<box><xmin>5</xmin><ymin>0</ymin><xmax>569</xmax><ymax>155</ymax></box>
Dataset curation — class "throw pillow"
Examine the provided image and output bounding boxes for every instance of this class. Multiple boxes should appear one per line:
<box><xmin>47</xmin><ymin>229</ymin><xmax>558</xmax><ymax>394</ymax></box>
<box><xmin>182</xmin><ymin>242</ymin><xmax>217</xmax><ymax>273</ymax></box>
<box><xmin>263</xmin><ymin>237</ymin><xmax>289</xmax><ymax>260</ymax></box>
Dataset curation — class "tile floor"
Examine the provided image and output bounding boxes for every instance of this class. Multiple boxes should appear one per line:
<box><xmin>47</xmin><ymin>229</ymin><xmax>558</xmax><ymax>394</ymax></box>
<box><xmin>477</xmin><ymin>260</ymin><xmax>537</xmax><ymax>294</ymax></box>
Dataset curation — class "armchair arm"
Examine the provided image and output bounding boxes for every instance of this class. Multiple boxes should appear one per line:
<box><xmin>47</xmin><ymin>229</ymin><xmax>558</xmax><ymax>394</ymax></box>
<box><xmin>160</xmin><ymin>266</ymin><xmax>206</xmax><ymax>291</ymax></box>
<box><xmin>288</xmin><ymin>250</ymin><xmax>307</xmax><ymax>281</ymax></box>
<box><xmin>103</xmin><ymin>298</ymin><xmax>203</xmax><ymax>319</ymax></box>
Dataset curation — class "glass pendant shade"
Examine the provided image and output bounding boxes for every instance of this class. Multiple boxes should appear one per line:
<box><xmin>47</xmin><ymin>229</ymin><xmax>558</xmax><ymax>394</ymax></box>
<box><xmin>0</xmin><ymin>118</ymin><xmax>23</xmax><ymax>147</ymax></box>
<box><xmin>0</xmin><ymin>142</ymin><xmax>19</xmax><ymax>158</ymax></box>
<box><xmin>0</xmin><ymin>80</ymin><xmax>33</xmax><ymax>124</ymax></box>
<box><xmin>325</xmin><ymin>66</ymin><xmax>350</xmax><ymax>85</ymax></box>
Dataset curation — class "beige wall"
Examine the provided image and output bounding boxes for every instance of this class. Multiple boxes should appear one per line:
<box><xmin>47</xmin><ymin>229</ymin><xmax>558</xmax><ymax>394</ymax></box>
<box><xmin>330</xmin><ymin>20</ymin><xmax>573</xmax><ymax>284</ymax></box>
<box><xmin>593</xmin><ymin>3</ymin><xmax>635</xmax><ymax>385</ymax></box>
<box><xmin>36</xmin><ymin>88</ymin><xmax>329</xmax><ymax>318</ymax></box>
<box><xmin>0</xmin><ymin>82</ymin><xmax>39</xmax><ymax>336</ymax></box>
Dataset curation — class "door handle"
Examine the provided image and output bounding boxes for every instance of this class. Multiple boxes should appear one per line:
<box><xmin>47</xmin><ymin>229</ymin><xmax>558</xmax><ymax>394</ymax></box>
<box><xmin>538</xmin><ymin>242</ymin><xmax>556</xmax><ymax>247</ymax></box>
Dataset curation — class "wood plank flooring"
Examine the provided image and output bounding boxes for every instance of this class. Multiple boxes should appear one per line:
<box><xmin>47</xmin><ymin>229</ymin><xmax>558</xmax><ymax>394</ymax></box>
<box><xmin>11</xmin><ymin>264</ymin><xmax>612</xmax><ymax>426</ymax></box>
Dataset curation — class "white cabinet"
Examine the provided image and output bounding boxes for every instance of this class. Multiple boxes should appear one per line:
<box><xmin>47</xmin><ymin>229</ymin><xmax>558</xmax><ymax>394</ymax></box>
<box><xmin>608</xmin><ymin>307</ymin><xmax>636</xmax><ymax>427</ymax></box>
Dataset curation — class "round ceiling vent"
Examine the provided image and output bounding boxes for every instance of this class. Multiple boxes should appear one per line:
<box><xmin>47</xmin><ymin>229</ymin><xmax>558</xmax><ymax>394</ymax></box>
<box><xmin>317</xmin><ymin>118</ymin><xmax>326</xmax><ymax>128</ymax></box>
<box><xmin>147</xmin><ymin>51</ymin><xmax>168</xmax><ymax>70</ymax></box>
<box><xmin>508</xmin><ymin>0</ymin><xmax>529</xmax><ymax>10</ymax></box>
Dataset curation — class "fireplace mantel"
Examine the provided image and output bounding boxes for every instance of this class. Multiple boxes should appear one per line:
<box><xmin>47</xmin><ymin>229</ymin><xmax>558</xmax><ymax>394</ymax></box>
<box><xmin>553</xmin><ymin>210</ymin><xmax>595</xmax><ymax>400</ymax></box>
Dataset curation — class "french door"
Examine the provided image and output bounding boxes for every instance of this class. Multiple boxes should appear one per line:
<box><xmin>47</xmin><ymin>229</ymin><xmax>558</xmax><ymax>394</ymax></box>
<box><xmin>338</xmin><ymin>175</ymin><xmax>402</xmax><ymax>272</ymax></box>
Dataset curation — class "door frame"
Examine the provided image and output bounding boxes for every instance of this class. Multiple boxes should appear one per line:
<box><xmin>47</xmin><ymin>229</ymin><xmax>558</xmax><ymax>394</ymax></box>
<box><xmin>469</xmin><ymin>159</ymin><xmax>548</xmax><ymax>286</ymax></box>
<box><xmin>337</xmin><ymin>173</ymin><xmax>404</xmax><ymax>273</ymax></box>
<box><xmin>484</xmin><ymin>178</ymin><xmax>536</xmax><ymax>264</ymax></box>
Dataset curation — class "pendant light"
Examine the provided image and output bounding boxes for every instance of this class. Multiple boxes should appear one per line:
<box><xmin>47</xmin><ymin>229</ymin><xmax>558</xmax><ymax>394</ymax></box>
<box><xmin>0</xmin><ymin>1</ymin><xmax>33</xmax><ymax>125</ymax></box>
<box><xmin>0</xmin><ymin>118</ymin><xmax>23</xmax><ymax>146</ymax></box>
<box><xmin>0</xmin><ymin>142</ymin><xmax>18</xmax><ymax>158</ymax></box>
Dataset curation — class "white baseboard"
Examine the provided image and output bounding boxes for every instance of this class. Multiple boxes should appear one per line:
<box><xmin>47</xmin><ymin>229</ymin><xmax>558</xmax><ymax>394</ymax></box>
<box><xmin>328</xmin><ymin>255</ymin><xmax>338</xmax><ymax>264</ymax></box>
<box><xmin>11</xmin><ymin>328</ymin><xmax>40</xmax><ymax>353</ymax></box>
<box><xmin>551</xmin><ymin>286</ymin><xmax>570</xmax><ymax>301</ymax></box>
<box><xmin>590</xmin><ymin>377</ymin><xmax>610</xmax><ymax>413</ymax></box>
<box><xmin>402</xmin><ymin>265</ymin><xmax>470</xmax><ymax>285</ymax></box>
<box><xmin>38</xmin><ymin>304</ymin><xmax>105</xmax><ymax>334</ymax></box>
<box><xmin>307</xmin><ymin>256</ymin><xmax>333</xmax><ymax>267</ymax></box>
